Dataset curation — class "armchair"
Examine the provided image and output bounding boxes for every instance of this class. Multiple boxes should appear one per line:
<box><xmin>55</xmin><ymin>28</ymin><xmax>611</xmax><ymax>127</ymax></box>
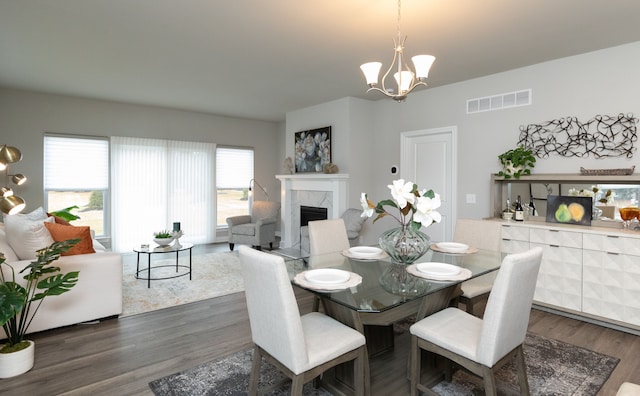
<box><xmin>226</xmin><ymin>200</ymin><xmax>279</xmax><ymax>251</ymax></box>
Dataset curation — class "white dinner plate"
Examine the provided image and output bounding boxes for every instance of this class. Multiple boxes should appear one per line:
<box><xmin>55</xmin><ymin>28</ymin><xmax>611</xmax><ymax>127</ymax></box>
<box><xmin>304</xmin><ymin>269</ymin><xmax>351</xmax><ymax>285</ymax></box>
<box><xmin>416</xmin><ymin>262</ymin><xmax>461</xmax><ymax>277</ymax></box>
<box><xmin>348</xmin><ymin>246</ymin><xmax>383</xmax><ymax>259</ymax></box>
<box><xmin>435</xmin><ymin>242</ymin><xmax>469</xmax><ymax>253</ymax></box>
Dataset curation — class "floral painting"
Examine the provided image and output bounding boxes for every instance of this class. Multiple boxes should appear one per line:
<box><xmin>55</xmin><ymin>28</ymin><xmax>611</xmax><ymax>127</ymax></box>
<box><xmin>294</xmin><ymin>126</ymin><xmax>331</xmax><ymax>173</ymax></box>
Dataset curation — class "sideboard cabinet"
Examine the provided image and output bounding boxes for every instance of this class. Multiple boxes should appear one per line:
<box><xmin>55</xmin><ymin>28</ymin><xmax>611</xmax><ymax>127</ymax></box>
<box><xmin>500</xmin><ymin>221</ymin><xmax>640</xmax><ymax>333</ymax></box>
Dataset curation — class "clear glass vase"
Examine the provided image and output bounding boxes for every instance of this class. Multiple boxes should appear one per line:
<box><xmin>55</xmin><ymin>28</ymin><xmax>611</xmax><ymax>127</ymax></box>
<box><xmin>378</xmin><ymin>225</ymin><xmax>430</xmax><ymax>265</ymax></box>
<box><xmin>379</xmin><ymin>262</ymin><xmax>429</xmax><ymax>297</ymax></box>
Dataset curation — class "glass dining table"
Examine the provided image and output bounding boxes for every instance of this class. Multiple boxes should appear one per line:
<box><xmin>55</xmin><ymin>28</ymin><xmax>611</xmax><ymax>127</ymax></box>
<box><xmin>282</xmin><ymin>247</ymin><xmax>505</xmax><ymax>395</ymax></box>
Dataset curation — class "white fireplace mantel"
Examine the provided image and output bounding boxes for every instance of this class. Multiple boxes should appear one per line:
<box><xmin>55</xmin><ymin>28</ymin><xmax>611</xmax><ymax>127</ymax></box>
<box><xmin>276</xmin><ymin>173</ymin><xmax>349</xmax><ymax>249</ymax></box>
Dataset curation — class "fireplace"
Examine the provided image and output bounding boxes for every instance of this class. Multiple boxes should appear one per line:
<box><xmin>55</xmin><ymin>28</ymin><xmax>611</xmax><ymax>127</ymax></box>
<box><xmin>276</xmin><ymin>173</ymin><xmax>349</xmax><ymax>249</ymax></box>
<box><xmin>300</xmin><ymin>206</ymin><xmax>328</xmax><ymax>227</ymax></box>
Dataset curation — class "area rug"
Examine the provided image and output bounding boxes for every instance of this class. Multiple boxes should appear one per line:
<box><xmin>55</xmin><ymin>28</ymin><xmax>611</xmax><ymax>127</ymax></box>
<box><xmin>148</xmin><ymin>332</ymin><xmax>619</xmax><ymax>395</ymax></box>
<box><xmin>121</xmin><ymin>251</ymin><xmax>244</xmax><ymax>317</ymax></box>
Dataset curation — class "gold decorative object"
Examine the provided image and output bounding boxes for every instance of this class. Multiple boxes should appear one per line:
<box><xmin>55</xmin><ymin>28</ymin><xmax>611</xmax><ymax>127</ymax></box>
<box><xmin>323</xmin><ymin>163</ymin><xmax>339</xmax><ymax>174</ymax></box>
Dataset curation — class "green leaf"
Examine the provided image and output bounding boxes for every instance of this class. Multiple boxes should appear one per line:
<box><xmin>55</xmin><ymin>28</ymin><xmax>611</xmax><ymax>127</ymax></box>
<box><xmin>49</xmin><ymin>206</ymin><xmax>81</xmax><ymax>221</ymax></box>
<box><xmin>0</xmin><ymin>282</ymin><xmax>27</xmax><ymax>327</ymax></box>
<box><xmin>32</xmin><ymin>272</ymin><xmax>79</xmax><ymax>300</ymax></box>
<box><xmin>422</xmin><ymin>189</ymin><xmax>435</xmax><ymax>199</ymax></box>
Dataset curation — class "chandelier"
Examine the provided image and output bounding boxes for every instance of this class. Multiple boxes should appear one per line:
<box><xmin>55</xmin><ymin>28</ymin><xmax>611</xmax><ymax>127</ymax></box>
<box><xmin>0</xmin><ymin>144</ymin><xmax>27</xmax><ymax>215</ymax></box>
<box><xmin>360</xmin><ymin>0</ymin><xmax>435</xmax><ymax>102</ymax></box>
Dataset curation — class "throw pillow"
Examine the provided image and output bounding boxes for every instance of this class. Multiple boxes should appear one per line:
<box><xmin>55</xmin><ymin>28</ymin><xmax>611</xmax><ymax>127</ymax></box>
<box><xmin>0</xmin><ymin>223</ymin><xmax>19</xmax><ymax>262</ymax></box>
<box><xmin>3</xmin><ymin>215</ymin><xmax>55</xmax><ymax>260</ymax></box>
<box><xmin>43</xmin><ymin>222</ymin><xmax>96</xmax><ymax>256</ymax></box>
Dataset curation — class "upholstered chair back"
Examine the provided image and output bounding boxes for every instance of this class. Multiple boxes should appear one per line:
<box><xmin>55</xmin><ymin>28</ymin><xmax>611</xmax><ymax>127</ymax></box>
<box><xmin>251</xmin><ymin>201</ymin><xmax>279</xmax><ymax>222</ymax></box>
<box><xmin>476</xmin><ymin>246</ymin><xmax>543</xmax><ymax>366</ymax></box>
<box><xmin>308</xmin><ymin>218</ymin><xmax>351</xmax><ymax>256</ymax></box>
<box><xmin>453</xmin><ymin>218</ymin><xmax>501</xmax><ymax>251</ymax></box>
<box><xmin>238</xmin><ymin>246</ymin><xmax>309</xmax><ymax>374</ymax></box>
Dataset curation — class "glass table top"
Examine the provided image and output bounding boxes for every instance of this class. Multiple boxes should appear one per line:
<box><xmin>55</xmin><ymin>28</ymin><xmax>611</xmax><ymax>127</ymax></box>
<box><xmin>285</xmin><ymin>248</ymin><xmax>505</xmax><ymax>313</ymax></box>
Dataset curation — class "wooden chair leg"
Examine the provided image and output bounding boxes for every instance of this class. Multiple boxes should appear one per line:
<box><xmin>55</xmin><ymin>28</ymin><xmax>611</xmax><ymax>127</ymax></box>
<box><xmin>291</xmin><ymin>375</ymin><xmax>305</xmax><ymax>396</ymax></box>
<box><xmin>515</xmin><ymin>345</ymin><xmax>530</xmax><ymax>395</ymax></box>
<box><xmin>482</xmin><ymin>366</ymin><xmax>498</xmax><ymax>396</ymax></box>
<box><xmin>410</xmin><ymin>336</ymin><xmax>420</xmax><ymax>396</ymax></box>
<box><xmin>353</xmin><ymin>345</ymin><xmax>368</xmax><ymax>396</ymax></box>
<box><xmin>248</xmin><ymin>346</ymin><xmax>262</xmax><ymax>396</ymax></box>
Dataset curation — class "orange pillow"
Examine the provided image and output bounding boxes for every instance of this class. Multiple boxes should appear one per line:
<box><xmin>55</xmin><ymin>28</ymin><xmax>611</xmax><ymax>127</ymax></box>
<box><xmin>44</xmin><ymin>222</ymin><xmax>96</xmax><ymax>256</ymax></box>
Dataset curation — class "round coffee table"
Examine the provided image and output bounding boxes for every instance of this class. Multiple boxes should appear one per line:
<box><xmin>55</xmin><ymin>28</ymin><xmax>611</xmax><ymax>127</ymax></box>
<box><xmin>133</xmin><ymin>243</ymin><xmax>193</xmax><ymax>288</ymax></box>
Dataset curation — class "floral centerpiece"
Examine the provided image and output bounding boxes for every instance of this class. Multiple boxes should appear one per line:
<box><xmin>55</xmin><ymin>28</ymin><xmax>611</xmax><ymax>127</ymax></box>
<box><xmin>361</xmin><ymin>179</ymin><xmax>442</xmax><ymax>264</ymax></box>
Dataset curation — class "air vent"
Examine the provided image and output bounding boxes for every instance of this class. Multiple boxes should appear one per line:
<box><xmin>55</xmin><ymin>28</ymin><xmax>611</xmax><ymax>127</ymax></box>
<box><xmin>466</xmin><ymin>89</ymin><xmax>532</xmax><ymax>114</ymax></box>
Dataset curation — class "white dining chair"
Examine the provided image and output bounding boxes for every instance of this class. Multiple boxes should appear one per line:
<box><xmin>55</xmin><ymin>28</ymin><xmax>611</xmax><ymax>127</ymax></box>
<box><xmin>238</xmin><ymin>246</ymin><xmax>369</xmax><ymax>396</ymax></box>
<box><xmin>308</xmin><ymin>218</ymin><xmax>351</xmax><ymax>256</ymax></box>
<box><xmin>409</xmin><ymin>247</ymin><xmax>543</xmax><ymax>396</ymax></box>
<box><xmin>452</xmin><ymin>218</ymin><xmax>502</xmax><ymax>316</ymax></box>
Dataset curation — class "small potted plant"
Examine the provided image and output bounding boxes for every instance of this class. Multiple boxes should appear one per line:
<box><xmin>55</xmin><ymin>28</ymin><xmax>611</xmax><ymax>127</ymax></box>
<box><xmin>0</xmin><ymin>239</ymin><xmax>79</xmax><ymax>378</ymax></box>
<box><xmin>497</xmin><ymin>145</ymin><xmax>536</xmax><ymax>179</ymax></box>
<box><xmin>153</xmin><ymin>230</ymin><xmax>174</xmax><ymax>247</ymax></box>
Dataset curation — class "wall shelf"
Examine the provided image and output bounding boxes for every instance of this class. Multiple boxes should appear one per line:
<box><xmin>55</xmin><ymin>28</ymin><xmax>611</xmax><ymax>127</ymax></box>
<box><xmin>490</xmin><ymin>173</ymin><xmax>640</xmax><ymax>219</ymax></box>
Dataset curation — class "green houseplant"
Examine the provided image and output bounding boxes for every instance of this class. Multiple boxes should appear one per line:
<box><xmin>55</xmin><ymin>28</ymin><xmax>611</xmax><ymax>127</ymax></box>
<box><xmin>497</xmin><ymin>145</ymin><xmax>536</xmax><ymax>179</ymax></box>
<box><xmin>0</xmin><ymin>239</ymin><xmax>79</xmax><ymax>377</ymax></box>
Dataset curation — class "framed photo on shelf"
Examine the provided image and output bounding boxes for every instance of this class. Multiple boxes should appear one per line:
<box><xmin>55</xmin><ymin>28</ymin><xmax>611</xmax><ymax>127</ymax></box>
<box><xmin>294</xmin><ymin>126</ymin><xmax>331</xmax><ymax>173</ymax></box>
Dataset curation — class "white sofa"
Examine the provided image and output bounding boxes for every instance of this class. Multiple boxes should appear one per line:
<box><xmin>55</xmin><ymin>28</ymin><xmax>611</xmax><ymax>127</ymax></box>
<box><xmin>0</xmin><ymin>222</ymin><xmax>123</xmax><ymax>335</ymax></box>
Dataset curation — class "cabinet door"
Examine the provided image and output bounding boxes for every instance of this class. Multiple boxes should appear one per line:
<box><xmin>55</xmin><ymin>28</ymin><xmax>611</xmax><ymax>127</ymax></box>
<box><xmin>532</xmin><ymin>243</ymin><xmax>582</xmax><ymax>311</ymax></box>
<box><xmin>583</xmin><ymin>248</ymin><xmax>640</xmax><ymax>327</ymax></box>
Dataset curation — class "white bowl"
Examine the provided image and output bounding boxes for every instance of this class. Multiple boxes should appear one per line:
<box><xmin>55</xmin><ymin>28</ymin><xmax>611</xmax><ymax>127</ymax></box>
<box><xmin>153</xmin><ymin>237</ymin><xmax>174</xmax><ymax>246</ymax></box>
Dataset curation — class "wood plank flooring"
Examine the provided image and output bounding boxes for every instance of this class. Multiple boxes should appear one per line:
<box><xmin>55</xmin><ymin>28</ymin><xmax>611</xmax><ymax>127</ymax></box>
<box><xmin>2</xmin><ymin>244</ymin><xmax>639</xmax><ymax>395</ymax></box>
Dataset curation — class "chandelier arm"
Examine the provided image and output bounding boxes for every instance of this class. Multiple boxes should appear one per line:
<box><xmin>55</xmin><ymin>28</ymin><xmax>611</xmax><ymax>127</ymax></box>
<box><xmin>379</xmin><ymin>38</ymin><xmax>400</xmax><ymax>95</ymax></box>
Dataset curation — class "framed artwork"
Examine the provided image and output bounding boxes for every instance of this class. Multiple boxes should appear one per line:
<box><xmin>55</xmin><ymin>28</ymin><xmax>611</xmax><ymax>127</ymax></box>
<box><xmin>294</xmin><ymin>126</ymin><xmax>331</xmax><ymax>173</ymax></box>
<box><xmin>546</xmin><ymin>195</ymin><xmax>592</xmax><ymax>226</ymax></box>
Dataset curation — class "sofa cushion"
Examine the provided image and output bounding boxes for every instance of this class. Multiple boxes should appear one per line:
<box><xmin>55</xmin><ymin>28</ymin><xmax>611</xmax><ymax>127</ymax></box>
<box><xmin>3</xmin><ymin>211</ymin><xmax>55</xmax><ymax>260</ymax></box>
<box><xmin>0</xmin><ymin>224</ymin><xmax>19</xmax><ymax>262</ymax></box>
<box><xmin>44</xmin><ymin>222</ymin><xmax>96</xmax><ymax>256</ymax></box>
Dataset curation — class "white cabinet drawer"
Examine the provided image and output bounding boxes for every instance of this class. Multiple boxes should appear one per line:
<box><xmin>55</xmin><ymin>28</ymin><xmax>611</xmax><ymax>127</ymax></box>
<box><xmin>583</xmin><ymin>233</ymin><xmax>640</xmax><ymax>256</ymax></box>
<box><xmin>529</xmin><ymin>228</ymin><xmax>582</xmax><ymax>248</ymax></box>
<box><xmin>501</xmin><ymin>225</ymin><xmax>529</xmax><ymax>242</ymax></box>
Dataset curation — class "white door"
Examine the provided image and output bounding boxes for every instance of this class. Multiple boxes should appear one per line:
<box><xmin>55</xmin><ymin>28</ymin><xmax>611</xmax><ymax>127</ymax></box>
<box><xmin>401</xmin><ymin>127</ymin><xmax>456</xmax><ymax>242</ymax></box>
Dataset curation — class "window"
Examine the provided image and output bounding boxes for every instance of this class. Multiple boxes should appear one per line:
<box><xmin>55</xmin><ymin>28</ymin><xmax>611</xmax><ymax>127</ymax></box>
<box><xmin>111</xmin><ymin>137</ymin><xmax>216</xmax><ymax>252</ymax></box>
<box><xmin>44</xmin><ymin>135</ymin><xmax>110</xmax><ymax>237</ymax></box>
<box><xmin>216</xmin><ymin>147</ymin><xmax>253</xmax><ymax>227</ymax></box>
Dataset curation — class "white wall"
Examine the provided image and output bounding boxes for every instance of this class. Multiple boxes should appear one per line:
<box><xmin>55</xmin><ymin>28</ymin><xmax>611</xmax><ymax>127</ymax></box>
<box><xmin>286</xmin><ymin>41</ymin><xmax>640</xmax><ymax>244</ymax></box>
<box><xmin>0</xmin><ymin>88</ymin><xmax>281</xmax><ymax>231</ymax></box>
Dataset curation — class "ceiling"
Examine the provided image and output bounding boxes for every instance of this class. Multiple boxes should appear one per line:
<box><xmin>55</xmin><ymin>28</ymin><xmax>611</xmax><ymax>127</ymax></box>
<box><xmin>1</xmin><ymin>1</ymin><xmax>639</xmax><ymax>122</ymax></box>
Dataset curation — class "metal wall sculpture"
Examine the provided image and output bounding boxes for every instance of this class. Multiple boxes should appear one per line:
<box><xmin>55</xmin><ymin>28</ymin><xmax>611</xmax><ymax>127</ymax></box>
<box><xmin>518</xmin><ymin>113</ymin><xmax>637</xmax><ymax>158</ymax></box>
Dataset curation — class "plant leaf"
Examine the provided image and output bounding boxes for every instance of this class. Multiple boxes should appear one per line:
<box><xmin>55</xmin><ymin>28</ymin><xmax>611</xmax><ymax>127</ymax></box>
<box><xmin>0</xmin><ymin>282</ymin><xmax>27</xmax><ymax>327</ymax></box>
<box><xmin>32</xmin><ymin>272</ymin><xmax>79</xmax><ymax>300</ymax></box>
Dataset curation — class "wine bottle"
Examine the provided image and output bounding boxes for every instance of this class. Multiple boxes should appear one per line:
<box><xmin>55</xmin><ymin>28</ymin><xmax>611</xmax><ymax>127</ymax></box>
<box><xmin>515</xmin><ymin>195</ymin><xmax>524</xmax><ymax>221</ymax></box>
<box><xmin>528</xmin><ymin>197</ymin><xmax>537</xmax><ymax>217</ymax></box>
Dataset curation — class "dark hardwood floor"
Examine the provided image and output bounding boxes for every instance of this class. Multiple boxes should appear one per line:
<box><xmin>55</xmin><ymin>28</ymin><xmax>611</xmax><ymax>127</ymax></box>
<box><xmin>2</xmin><ymin>244</ymin><xmax>639</xmax><ymax>395</ymax></box>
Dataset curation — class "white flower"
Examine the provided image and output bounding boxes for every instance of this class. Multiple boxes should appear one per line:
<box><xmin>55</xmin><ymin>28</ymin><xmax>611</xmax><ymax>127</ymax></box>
<box><xmin>413</xmin><ymin>193</ymin><xmax>442</xmax><ymax>226</ymax></box>
<box><xmin>360</xmin><ymin>193</ymin><xmax>374</xmax><ymax>218</ymax></box>
<box><xmin>388</xmin><ymin>179</ymin><xmax>415</xmax><ymax>209</ymax></box>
